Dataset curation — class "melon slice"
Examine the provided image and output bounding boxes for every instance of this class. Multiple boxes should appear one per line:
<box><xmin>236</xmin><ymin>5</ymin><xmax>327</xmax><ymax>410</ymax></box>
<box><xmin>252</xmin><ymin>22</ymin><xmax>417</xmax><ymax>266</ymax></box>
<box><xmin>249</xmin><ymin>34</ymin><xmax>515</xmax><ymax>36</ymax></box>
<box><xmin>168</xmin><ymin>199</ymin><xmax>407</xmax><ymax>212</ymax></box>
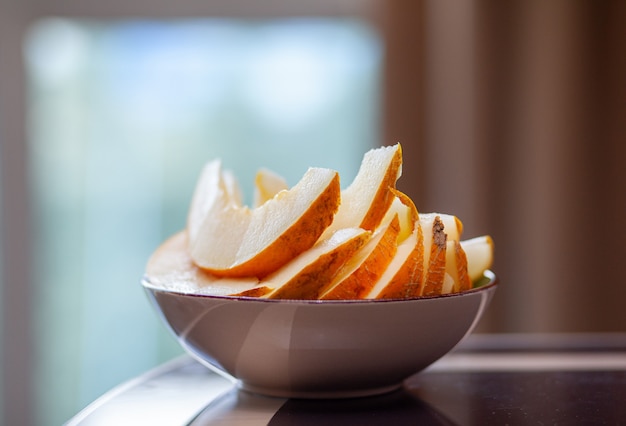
<box><xmin>187</xmin><ymin>160</ymin><xmax>340</xmax><ymax>278</ymax></box>
<box><xmin>321</xmin><ymin>215</ymin><xmax>401</xmax><ymax>300</ymax></box>
<box><xmin>264</xmin><ymin>228</ymin><xmax>370</xmax><ymax>300</ymax></box>
<box><xmin>367</xmin><ymin>224</ymin><xmax>425</xmax><ymax>299</ymax></box>
<box><xmin>420</xmin><ymin>214</ymin><xmax>448</xmax><ymax>296</ymax></box>
<box><xmin>253</xmin><ymin>167</ymin><xmax>289</xmax><ymax>208</ymax></box>
<box><xmin>443</xmin><ymin>239</ymin><xmax>471</xmax><ymax>294</ymax></box>
<box><xmin>325</xmin><ymin>144</ymin><xmax>403</xmax><ymax>236</ymax></box>
<box><xmin>145</xmin><ymin>231</ymin><xmax>264</xmax><ymax>296</ymax></box>
<box><xmin>461</xmin><ymin>235</ymin><xmax>495</xmax><ymax>282</ymax></box>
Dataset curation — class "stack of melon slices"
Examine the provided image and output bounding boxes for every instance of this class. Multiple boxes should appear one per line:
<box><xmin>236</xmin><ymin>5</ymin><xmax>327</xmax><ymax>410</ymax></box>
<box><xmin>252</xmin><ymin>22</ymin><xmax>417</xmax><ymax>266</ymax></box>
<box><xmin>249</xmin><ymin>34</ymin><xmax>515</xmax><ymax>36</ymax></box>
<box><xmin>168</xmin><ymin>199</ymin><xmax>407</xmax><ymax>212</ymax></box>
<box><xmin>146</xmin><ymin>144</ymin><xmax>494</xmax><ymax>300</ymax></box>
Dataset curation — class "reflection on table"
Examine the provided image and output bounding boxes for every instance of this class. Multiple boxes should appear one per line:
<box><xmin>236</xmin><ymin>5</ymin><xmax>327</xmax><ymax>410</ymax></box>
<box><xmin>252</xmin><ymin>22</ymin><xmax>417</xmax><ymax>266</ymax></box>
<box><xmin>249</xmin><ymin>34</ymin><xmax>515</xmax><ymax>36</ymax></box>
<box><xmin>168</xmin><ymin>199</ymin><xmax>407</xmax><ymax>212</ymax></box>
<box><xmin>67</xmin><ymin>333</ymin><xmax>626</xmax><ymax>425</ymax></box>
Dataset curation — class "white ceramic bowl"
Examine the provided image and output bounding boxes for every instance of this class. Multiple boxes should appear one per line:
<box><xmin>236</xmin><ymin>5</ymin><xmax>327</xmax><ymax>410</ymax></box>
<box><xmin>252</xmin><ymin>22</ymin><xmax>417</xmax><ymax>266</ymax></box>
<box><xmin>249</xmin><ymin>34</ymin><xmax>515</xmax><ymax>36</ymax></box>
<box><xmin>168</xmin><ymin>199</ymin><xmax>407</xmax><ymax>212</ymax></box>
<box><xmin>142</xmin><ymin>271</ymin><xmax>498</xmax><ymax>399</ymax></box>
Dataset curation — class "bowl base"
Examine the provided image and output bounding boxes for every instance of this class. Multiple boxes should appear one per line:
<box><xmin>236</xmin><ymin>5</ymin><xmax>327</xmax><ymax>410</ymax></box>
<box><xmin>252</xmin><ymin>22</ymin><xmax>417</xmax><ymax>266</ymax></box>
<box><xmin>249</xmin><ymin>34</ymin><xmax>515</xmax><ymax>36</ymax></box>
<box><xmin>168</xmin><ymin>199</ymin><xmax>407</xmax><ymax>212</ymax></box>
<box><xmin>238</xmin><ymin>382</ymin><xmax>403</xmax><ymax>399</ymax></box>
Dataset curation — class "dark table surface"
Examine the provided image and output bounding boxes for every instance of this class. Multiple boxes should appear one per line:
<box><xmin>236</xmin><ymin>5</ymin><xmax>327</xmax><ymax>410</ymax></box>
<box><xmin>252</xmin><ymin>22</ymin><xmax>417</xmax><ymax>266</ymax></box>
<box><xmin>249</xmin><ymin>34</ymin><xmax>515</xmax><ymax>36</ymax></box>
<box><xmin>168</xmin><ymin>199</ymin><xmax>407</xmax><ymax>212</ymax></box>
<box><xmin>66</xmin><ymin>333</ymin><xmax>626</xmax><ymax>425</ymax></box>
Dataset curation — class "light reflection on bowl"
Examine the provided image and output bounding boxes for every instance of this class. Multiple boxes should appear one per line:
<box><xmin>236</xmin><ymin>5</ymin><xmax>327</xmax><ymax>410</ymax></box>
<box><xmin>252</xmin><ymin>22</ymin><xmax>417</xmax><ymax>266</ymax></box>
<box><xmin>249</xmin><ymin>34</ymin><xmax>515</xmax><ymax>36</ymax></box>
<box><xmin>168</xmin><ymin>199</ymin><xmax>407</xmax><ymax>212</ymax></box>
<box><xmin>142</xmin><ymin>271</ymin><xmax>498</xmax><ymax>399</ymax></box>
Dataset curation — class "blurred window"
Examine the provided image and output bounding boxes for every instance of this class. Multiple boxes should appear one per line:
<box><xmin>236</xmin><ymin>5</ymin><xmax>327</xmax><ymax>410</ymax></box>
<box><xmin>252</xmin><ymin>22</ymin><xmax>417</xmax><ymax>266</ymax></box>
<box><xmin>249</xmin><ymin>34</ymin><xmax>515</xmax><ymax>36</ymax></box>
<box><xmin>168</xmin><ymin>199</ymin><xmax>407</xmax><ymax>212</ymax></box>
<box><xmin>24</xmin><ymin>18</ymin><xmax>381</xmax><ymax>424</ymax></box>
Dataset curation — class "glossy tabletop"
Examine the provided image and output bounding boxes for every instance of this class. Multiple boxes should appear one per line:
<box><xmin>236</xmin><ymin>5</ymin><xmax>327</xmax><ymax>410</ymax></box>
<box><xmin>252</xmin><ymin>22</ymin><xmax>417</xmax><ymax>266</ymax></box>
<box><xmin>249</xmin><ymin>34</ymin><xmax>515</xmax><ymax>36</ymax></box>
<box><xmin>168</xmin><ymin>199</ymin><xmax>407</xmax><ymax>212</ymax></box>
<box><xmin>66</xmin><ymin>333</ymin><xmax>626</xmax><ymax>425</ymax></box>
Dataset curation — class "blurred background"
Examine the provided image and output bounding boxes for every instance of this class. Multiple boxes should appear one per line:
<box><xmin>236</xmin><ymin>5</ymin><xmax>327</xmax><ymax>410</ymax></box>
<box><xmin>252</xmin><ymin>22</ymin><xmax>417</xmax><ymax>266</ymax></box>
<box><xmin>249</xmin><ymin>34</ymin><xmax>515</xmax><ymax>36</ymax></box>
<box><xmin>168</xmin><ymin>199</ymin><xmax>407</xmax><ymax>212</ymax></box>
<box><xmin>1</xmin><ymin>0</ymin><xmax>624</xmax><ymax>424</ymax></box>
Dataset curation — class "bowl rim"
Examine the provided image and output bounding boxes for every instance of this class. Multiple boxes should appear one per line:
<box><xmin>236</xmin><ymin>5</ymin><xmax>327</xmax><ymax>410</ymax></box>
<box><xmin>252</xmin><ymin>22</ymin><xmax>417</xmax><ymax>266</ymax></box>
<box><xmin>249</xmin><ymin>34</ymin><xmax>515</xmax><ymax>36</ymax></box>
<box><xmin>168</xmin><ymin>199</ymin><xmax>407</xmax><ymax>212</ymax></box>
<box><xmin>141</xmin><ymin>270</ymin><xmax>498</xmax><ymax>305</ymax></box>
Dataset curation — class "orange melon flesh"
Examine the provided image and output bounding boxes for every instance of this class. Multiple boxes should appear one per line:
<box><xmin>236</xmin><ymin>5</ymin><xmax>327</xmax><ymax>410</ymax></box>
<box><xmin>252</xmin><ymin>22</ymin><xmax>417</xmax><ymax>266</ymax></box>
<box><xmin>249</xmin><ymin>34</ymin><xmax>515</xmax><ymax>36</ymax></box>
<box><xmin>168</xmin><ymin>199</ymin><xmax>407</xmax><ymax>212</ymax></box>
<box><xmin>265</xmin><ymin>228</ymin><xmax>371</xmax><ymax>300</ymax></box>
<box><xmin>382</xmin><ymin>188</ymin><xmax>419</xmax><ymax>243</ymax></box>
<box><xmin>187</xmin><ymin>160</ymin><xmax>340</xmax><ymax>278</ymax></box>
<box><xmin>367</xmin><ymin>225</ymin><xmax>424</xmax><ymax>299</ymax></box>
<box><xmin>145</xmin><ymin>231</ymin><xmax>263</xmax><ymax>296</ymax></box>
<box><xmin>443</xmin><ymin>239</ymin><xmax>471</xmax><ymax>294</ymax></box>
<box><xmin>420</xmin><ymin>215</ymin><xmax>448</xmax><ymax>296</ymax></box>
<box><xmin>151</xmin><ymin>145</ymin><xmax>492</xmax><ymax>300</ymax></box>
<box><xmin>321</xmin><ymin>215</ymin><xmax>401</xmax><ymax>300</ymax></box>
<box><xmin>417</xmin><ymin>212</ymin><xmax>467</xmax><ymax>295</ymax></box>
<box><xmin>229</xmin><ymin>285</ymin><xmax>274</xmax><ymax>298</ymax></box>
<box><xmin>325</xmin><ymin>144</ymin><xmax>403</xmax><ymax>235</ymax></box>
<box><xmin>454</xmin><ymin>240</ymin><xmax>472</xmax><ymax>292</ymax></box>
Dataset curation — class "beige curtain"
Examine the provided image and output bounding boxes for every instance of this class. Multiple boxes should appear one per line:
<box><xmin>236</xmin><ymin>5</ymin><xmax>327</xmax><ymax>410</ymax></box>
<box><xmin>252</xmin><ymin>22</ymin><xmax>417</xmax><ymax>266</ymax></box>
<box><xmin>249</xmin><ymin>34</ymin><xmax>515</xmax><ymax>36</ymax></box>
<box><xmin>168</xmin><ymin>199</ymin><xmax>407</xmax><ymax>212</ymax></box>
<box><xmin>383</xmin><ymin>0</ymin><xmax>626</xmax><ymax>332</ymax></box>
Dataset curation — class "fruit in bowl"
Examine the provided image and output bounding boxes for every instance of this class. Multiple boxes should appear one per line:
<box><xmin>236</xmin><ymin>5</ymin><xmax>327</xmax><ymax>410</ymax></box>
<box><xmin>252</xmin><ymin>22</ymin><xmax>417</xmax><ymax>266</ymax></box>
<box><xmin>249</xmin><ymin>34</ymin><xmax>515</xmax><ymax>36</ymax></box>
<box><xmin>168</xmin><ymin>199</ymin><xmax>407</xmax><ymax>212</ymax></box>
<box><xmin>142</xmin><ymin>143</ymin><xmax>497</xmax><ymax>398</ymax></box>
